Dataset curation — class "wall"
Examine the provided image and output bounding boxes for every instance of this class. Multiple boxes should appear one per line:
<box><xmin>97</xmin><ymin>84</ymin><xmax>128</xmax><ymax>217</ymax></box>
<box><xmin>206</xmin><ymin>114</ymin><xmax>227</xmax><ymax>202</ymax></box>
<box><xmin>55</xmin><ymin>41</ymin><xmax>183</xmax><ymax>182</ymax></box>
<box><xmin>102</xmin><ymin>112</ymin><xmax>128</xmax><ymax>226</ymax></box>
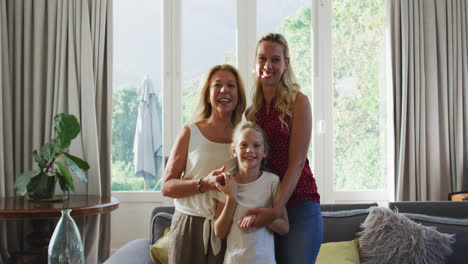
<box><xmin>110</xmin><ymin>192</ymin><xmax>173</xmax><ymax>254</ymax></box>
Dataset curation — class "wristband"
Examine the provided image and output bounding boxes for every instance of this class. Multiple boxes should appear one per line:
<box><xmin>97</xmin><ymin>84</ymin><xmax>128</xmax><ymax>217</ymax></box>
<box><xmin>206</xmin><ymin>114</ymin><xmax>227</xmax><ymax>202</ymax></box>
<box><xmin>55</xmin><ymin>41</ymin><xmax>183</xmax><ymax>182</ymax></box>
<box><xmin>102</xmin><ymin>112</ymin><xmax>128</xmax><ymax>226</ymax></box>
<box><xmin>197</xmin><ymin>178</ymin><xmax>204</xmax><ymax>193</ymax></box>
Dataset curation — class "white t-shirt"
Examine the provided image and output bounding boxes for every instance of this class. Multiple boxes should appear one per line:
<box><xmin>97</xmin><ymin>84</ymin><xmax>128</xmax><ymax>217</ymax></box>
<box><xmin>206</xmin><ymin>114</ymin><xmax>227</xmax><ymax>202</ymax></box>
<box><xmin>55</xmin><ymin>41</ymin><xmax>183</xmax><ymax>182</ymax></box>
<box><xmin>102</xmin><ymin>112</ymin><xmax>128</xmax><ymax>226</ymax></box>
<box><xmin>211</xmin><ymin>171</ymin><xmax>281</xmax><ymax>264</ymax></box>
<box><xmin>174</xmin><ymin>123</ymin><xmax>237</xmax><ymax>255</ymax></box>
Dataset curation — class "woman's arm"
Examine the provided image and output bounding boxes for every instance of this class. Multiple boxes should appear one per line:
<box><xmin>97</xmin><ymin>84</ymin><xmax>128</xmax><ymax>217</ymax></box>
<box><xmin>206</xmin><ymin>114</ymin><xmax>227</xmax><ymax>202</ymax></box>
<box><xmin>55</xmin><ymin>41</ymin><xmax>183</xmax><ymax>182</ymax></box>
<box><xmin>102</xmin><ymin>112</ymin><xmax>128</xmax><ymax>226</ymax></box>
<box><xmin>245</xmin><ymin>92</ymin><xmax>312</xmax><ymax>227</ymax></box>
<box><xmin>214</xmin><ymin>174</ymin><xmax>238</xmax><ymax>239</ymax></box>
<box><xmin>267</xmin><ymin>206</ymin><xmax>289</xmax><ymax>235</ymax></box>
<box><xmin>161</xmin><ymin>125</ymin><xmax>224</xmax><ymax>198</ymax></box>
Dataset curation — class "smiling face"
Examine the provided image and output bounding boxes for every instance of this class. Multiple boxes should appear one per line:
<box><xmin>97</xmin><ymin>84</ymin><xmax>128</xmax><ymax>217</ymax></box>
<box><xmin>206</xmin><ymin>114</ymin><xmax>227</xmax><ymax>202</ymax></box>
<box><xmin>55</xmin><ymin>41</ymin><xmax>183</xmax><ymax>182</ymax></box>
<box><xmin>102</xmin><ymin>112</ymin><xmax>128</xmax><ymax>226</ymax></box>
<box><xmin>255</xmin><ymin>41</ymin><xmax>289</xmax><ymax>87</ymax></box>
<box><xmin>207</xmin><ymin>70</ymin><xmax>239</xmax><ymax>116</ymax></box>
<box><xmin>232</xmin><ymin>128</ymin><xmax>267</xmax><ymax>170</ymax></box>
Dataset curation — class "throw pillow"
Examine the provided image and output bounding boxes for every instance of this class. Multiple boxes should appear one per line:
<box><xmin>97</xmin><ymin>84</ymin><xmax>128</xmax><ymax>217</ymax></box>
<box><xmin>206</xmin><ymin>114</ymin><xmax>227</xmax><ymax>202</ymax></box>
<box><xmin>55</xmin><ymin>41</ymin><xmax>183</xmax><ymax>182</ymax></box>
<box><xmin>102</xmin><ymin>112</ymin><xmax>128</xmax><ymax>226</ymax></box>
<box><xmin>358</xmin><ymin>207</ymin><xmax>455</xmax><ymax>264</ymax></box>
<box><xmin>150</xmin><ymin>228</ymin><xmax>170</xmax><ymax>264</ymax></box>
<box><xmin>316</xmin><ymin>240</ymin><xmax>360</xmax><ymax>264</ymax></box>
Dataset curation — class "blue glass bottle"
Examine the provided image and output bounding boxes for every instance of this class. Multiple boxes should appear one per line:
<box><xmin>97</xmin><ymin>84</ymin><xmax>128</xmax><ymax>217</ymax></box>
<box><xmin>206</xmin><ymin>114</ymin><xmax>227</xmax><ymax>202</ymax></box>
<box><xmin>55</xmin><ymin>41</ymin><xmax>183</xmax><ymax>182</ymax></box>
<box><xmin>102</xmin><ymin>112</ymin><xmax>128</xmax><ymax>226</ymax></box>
<box><xmin>48</xmin><ymin>209</ymin><xmax>85</xmax><ymax>264</ymax></box>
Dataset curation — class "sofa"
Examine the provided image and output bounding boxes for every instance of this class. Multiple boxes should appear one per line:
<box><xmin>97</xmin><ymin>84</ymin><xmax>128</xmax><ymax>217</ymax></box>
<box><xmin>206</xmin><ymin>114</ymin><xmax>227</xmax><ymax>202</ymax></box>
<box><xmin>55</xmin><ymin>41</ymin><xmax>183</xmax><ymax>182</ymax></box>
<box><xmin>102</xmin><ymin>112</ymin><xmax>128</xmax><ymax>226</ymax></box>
<box><xmin>105</xmin><ymin>202</ymin><xmax>468</xmax><ymax>264</ymax></box>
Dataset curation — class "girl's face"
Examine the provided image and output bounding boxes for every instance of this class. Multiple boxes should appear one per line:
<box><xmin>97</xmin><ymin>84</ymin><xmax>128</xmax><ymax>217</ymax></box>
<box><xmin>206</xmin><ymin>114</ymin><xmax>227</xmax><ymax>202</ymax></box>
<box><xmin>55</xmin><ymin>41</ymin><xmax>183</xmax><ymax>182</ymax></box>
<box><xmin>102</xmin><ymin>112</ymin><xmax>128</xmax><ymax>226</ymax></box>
<box><xmin>255</xmin><ymin>41</ymin><xmax>289</xmax><ymax>87</ymax></box>
<box><xmin>207</xmin><ymin>70</ymin><xmax>239</xmax><ymax>116</ymax></box>
<box><xmin>232</xmin><ymin>128</ymin><xmax>267</xmax><ymax>170</ymax></box>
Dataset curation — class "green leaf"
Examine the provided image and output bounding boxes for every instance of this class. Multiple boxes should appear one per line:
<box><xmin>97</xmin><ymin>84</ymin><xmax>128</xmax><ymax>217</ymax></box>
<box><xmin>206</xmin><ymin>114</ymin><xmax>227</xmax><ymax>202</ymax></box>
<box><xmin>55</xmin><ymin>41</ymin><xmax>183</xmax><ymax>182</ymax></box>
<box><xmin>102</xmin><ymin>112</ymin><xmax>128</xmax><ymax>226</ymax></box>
<box><xmin>54</xmin><ymin>114</ymin><xmax>81</xmax><ymax>149</ymax></box>
<box><xmin>40</xmin><ymin>139</ymin><xmax>58</xmax><ymax>161</ymax></box>
<box><xmin>56</xmin><ymin>161</ymin><xmax>76</xmax><ymax>192</ymax></box>
<box><xmin>55</xmin><ymin>170</ymin><xmax>70</xmax><ymax>194</ymax></box>
<box><xmin>14</xmin><ymin>169</ymin><xmax>41</xmax><ymax>195</ymax></box>
<box><xmin>63</xmin><ymin>156</ymin><xmax>88</xmax><ymax>183</ymax></box>
<box><xmin>63</xmin><ymin>152</ymin><xmax>90</xmax><ymax>171</ymax></box>
<box><xmin>32</xmin><ymin>150</ymin><xmax>48</xmax><ymax>169</ymax></box>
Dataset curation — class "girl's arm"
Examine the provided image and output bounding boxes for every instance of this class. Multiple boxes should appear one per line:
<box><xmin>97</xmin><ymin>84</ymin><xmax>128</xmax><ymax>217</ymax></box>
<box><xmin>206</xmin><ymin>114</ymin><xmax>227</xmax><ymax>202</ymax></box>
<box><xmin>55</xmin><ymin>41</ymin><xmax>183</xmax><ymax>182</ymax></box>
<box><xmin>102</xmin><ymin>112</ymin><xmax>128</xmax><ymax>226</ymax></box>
<box><xmin>161</xmin><ymin>125</ymin><xmax>225</xmax><ymax>198</ymax></box>
<box><xmin>267</xmin><ymin>206</ymin><xmax>289</xmax><ymax>235</ymax></box>
<box><xmin>245</xmin><ymin>92</ymin><xmax>312</xmax><ymax>227</ymax></box>
<box><xmin>214</xmin><ymin>173</ymin><xmax>238</xmax><ymax>239</ymax></box>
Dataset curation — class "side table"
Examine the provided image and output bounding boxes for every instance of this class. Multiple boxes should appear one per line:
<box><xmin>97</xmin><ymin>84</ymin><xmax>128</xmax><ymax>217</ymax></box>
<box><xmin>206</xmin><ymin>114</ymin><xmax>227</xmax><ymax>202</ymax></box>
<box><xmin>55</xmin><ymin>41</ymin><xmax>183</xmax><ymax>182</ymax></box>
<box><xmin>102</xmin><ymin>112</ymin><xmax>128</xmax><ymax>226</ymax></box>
<box><xmin>0</xmin><ymin>195</ymin><xmax>119</xmax><ymax>263</ymax></box>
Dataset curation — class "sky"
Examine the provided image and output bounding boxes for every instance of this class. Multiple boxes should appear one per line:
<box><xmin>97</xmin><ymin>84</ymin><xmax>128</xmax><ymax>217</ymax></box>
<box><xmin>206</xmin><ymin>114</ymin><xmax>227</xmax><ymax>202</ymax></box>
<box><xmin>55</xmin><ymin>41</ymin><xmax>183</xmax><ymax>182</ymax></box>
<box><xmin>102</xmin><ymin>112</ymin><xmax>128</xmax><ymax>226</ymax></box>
<box><xmin>113</xmin><ymin>0</ymin><xmax>309</xmax><ymax>91</ymax></box>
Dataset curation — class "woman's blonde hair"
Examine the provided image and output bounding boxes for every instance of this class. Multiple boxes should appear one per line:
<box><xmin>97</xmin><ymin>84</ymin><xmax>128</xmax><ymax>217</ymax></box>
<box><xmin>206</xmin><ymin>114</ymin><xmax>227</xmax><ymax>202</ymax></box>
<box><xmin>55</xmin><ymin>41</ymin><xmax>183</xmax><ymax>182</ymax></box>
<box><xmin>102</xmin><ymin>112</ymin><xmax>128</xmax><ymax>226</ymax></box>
<box><xmin>246</xmin><ymin>33</ymin><xmax>300</xmax><ymax>130</ymax></box>
<box><xmin>191</xmin><ymin>64</ymin><xmax>247</xmax><ymax>126</ymax></box>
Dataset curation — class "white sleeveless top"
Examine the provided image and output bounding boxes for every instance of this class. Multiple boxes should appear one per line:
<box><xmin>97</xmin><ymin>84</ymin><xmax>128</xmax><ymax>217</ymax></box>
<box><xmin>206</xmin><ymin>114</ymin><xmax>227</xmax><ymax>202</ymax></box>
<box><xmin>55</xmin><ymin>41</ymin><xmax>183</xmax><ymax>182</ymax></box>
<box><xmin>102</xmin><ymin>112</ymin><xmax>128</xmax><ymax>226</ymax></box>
<box><xmin>174</xmin><ymin>123</ymin><xmax>236</xmax><ymax>255</ymax></box>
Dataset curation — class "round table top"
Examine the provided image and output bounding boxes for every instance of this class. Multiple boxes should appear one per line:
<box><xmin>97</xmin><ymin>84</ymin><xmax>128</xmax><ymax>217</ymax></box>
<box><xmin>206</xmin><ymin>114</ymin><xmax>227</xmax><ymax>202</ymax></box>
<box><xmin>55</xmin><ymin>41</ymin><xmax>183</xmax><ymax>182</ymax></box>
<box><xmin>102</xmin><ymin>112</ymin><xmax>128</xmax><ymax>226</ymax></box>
<box><xmin>0</xmin><ymin>195</ymin><xmax>119</xmax><ymax>220</ymax></box>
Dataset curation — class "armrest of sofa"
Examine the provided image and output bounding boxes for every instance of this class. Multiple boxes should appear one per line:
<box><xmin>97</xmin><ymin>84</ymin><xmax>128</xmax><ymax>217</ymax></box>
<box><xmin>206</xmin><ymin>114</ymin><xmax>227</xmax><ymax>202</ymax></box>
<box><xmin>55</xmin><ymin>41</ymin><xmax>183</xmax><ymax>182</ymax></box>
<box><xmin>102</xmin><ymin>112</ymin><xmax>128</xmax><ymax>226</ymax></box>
<box><xmin>150</xmin><ymin>206</ymin><xmax>175</xmax><ymax>244</ymax></box>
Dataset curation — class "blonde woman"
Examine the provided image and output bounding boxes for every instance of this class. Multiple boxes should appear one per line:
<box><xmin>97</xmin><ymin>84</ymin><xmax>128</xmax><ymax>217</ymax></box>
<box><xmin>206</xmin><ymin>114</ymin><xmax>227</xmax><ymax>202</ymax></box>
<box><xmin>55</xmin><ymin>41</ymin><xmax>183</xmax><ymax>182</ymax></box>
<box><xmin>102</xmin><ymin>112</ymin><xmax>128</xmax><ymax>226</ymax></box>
<box><xmin>162</xmin><ymin>64</ymin><xmax>246</xmax><ymax>264</ymax></box>
<box><xmin>244</xmin><ymin>33</ymin><xmax>323</xmax><ymax>263</ymax></box>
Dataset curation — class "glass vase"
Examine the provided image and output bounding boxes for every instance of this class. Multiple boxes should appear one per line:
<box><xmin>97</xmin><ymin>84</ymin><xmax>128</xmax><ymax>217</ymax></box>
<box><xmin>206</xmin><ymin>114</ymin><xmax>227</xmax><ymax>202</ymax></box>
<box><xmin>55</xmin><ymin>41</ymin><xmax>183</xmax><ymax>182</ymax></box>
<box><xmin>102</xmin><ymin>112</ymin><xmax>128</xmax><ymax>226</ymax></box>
<box><xmin>48</xmin><ymin>209</ymin><xmax>85</xmax><ymax>264</ymax></box>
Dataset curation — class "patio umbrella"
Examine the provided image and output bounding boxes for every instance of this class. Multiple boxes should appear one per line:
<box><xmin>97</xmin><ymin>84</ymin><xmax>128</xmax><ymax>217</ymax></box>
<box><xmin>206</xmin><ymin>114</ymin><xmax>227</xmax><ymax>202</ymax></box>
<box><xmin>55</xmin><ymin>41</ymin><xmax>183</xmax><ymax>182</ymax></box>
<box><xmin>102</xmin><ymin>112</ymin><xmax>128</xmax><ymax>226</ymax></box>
<box><xmin>133</xmin><ymin>75</ymin><xmax>163</xmax><ymax>188</ymax></box>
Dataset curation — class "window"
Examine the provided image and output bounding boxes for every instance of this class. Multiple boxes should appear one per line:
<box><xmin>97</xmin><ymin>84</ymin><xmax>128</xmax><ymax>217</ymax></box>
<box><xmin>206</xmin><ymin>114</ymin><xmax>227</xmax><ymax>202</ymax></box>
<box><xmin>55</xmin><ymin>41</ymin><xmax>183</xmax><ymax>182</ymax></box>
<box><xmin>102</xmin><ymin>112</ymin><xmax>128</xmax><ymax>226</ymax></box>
<box><xmin>182</xmin><ymin>0</ymin><xmax>237</xmax><ymax>124</ymax></box>
<box><xmin>112</xmin><ymin>0</ymin><xmax>163</xmax><ymax>191</ymax></box>
<box><xmin>313</xmin><ymin>0</ymin><xmax>392</xmax><ymax>202</ymax></box>
<box><xmin>111</xmin><ymin>0</ymin><xmax>393</xmax><ymax>203</ymax></box>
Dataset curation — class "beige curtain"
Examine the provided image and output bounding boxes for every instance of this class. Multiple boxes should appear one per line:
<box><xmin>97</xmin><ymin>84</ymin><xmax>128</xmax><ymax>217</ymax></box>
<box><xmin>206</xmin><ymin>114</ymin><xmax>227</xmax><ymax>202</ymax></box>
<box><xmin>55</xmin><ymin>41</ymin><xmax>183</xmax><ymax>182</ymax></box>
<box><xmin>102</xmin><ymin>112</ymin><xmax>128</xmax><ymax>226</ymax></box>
<box><xmin>0</xmin><ymin>0</ymin><xmax>112</xmax><ymax>263</ymax></box>
<box><xmin>390</xmin><ymin>0</ymin><xmax>468</xmax><ymax>201</ymax></box>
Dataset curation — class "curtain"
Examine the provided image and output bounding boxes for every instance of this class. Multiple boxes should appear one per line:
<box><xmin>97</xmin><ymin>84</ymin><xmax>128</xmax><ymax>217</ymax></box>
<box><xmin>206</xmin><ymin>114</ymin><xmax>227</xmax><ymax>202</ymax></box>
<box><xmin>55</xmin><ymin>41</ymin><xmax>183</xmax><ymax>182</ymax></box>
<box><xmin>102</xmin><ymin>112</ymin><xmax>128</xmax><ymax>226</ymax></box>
<box><xmin>390</xmin><ymin>0</ymin><xmax>468</xmax><ymax>201</ymax></box>
<box><xmin>0</xmin><ymin>0</ymin><xmax>113</xmax><ymax>263</ymax></box>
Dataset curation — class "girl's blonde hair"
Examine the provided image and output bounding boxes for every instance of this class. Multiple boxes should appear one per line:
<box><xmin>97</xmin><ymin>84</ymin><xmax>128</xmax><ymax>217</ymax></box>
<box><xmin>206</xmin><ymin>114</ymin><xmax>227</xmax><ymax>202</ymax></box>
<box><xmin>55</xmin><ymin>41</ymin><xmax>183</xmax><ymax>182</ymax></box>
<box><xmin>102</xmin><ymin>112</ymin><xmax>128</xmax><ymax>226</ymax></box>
<box><xmin>191</xmin><ymin>64</ymin><xmax>247</xmax><ymax>126</ymax></box>
<box><xmin>246</xmin><ymin>33</ymin><xmax>301</xmax><ymax>130</ymax></box>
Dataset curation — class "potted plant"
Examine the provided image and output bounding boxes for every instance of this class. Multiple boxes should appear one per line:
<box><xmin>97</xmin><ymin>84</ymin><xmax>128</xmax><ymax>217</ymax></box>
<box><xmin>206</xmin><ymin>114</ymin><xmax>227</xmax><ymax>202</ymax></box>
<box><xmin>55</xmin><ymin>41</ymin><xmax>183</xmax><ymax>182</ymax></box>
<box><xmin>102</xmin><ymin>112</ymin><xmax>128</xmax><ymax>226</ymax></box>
<box><xmin>14</xmin><ymin>113</ymin><xmax>90</xmax><ymax>201</ymax></box>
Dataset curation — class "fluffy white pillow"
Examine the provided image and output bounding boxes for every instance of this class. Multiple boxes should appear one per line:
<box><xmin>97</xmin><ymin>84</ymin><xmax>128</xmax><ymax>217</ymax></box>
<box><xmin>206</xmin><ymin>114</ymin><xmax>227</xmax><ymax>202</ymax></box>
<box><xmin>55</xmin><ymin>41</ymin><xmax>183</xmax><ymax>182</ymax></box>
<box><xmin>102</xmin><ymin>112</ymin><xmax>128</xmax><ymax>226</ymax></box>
<box><xmin>358</xmin><ymin>207</ymin><xmax>454</xmax><ymax>264</ymax></box>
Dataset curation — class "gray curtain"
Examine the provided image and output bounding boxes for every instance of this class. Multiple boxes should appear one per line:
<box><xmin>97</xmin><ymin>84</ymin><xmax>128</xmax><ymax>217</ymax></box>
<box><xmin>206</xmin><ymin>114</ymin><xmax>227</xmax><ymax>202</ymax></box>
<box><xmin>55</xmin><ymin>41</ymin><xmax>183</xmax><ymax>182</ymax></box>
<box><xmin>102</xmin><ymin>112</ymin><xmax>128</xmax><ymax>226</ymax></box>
<box><xmin>0</xmin><ymin>0</ymin><xmax>112</xmax><ymax>263</ymax></box>
<box><xmin>390</xmin><ymin>0</ymin><xmax>468</xmax><ymax>201</ymax></box>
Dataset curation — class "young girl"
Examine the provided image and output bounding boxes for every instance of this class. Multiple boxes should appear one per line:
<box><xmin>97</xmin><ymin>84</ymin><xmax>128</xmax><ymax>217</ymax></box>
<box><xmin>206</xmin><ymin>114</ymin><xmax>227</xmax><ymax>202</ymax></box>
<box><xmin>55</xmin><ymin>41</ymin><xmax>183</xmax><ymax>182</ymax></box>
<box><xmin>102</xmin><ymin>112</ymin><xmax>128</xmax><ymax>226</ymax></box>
<box><xmin>210</xmin><ymin>121</ymin><xmax>289</xmax><ymax>264</ymax></box>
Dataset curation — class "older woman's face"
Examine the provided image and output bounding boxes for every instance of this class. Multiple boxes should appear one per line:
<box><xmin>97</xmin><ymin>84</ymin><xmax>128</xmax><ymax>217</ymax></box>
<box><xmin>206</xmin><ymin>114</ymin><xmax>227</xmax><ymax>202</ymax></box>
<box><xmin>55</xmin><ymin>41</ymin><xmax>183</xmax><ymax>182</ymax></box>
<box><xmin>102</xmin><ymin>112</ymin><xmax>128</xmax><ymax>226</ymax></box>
<box><xmin>207</xmin><ymin>70</ymin><xmax>239</xmax><ymax>116</ymax></box>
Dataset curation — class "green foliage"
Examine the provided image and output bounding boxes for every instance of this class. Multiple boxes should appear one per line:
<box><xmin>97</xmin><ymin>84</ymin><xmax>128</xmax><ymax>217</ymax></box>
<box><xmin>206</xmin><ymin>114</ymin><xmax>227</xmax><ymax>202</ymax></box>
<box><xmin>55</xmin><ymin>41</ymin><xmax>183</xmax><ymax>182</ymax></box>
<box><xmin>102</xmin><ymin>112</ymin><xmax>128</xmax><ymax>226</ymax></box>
<box><xmin>111</xmin><ymin>84</ymin><xmax>163</xmax><ymax>191</ymax></box>
<box><xmin>112</xmin><ymin>85</ymin><xmax>139</xmax><ymax>164</ymax></box>
<box><xmin>183</xmin><ymin>78</ymin><xmax>200</xmax><ymax>125</ymax></box>
<box><xmin>331</xmin><ymin>0</ymin><xmax>387</xmax><ymax>190</ymax></box>
<box><xmin>14</xmin><ymin>113</ymin><xmax>90</xmax><ymax>200</ymax></box>
<box><xmin>111</xmin><ymin>160</ymin><xmax>160</xmax><ymax>191</ymax></box>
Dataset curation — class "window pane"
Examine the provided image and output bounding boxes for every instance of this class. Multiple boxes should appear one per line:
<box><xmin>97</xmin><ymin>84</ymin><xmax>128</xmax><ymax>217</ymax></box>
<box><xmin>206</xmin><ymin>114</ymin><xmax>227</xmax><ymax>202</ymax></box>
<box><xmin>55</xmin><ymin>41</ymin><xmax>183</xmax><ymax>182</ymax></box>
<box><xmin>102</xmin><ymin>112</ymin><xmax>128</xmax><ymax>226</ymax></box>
<box><xmin>257</xmin><ymin>0</ymin><xmax>314</xmax><ymax>163</ymax></box>
<box><xmin>112</xmin><ymin>0</ymin><xmax>163</xmax><ymax>191</ymax></box>
<box><xmin>182</xmin><ymin>0</ymin><xmax>237</xmax><ymax>124</ymax></box>
<box><xmin>332</xmin><ymin>0</ymin><xmax>387</xmax><ymax>190</ymax></box>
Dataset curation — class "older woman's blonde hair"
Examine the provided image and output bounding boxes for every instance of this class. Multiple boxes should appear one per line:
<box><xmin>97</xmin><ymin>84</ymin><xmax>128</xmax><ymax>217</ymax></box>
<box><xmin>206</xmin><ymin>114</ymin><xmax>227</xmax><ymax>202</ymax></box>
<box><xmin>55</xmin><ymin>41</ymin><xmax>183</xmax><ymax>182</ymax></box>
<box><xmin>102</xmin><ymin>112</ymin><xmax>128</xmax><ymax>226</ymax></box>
<box><xmin>190</xmin><ymin>64</ymin><xmax>247</xmax><ymax>126</ymax></box>
<box><xmin>246</xmin><ymin>33</ymin><xmax>301</xmax><ymax>130</ymax></box>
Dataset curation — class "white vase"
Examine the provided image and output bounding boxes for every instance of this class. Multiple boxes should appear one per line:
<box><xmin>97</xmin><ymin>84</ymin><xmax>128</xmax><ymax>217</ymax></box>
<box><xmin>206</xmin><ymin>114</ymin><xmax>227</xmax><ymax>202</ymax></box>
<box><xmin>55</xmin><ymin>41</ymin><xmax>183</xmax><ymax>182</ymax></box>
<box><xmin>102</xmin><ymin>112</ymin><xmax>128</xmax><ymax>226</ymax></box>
<box><xmin>48</xmin><ymin>209</ymin><xmax>85</xmax><ymax>264</ymax></box>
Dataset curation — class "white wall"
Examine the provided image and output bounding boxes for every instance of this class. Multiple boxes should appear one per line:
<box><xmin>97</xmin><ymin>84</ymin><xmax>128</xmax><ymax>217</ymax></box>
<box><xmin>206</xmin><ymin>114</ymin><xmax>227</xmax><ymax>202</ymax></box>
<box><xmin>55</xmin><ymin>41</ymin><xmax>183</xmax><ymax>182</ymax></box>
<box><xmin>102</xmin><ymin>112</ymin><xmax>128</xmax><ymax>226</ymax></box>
<box><xmin>110</xmin><ymin>192</ymin><xmax>173</xmax><ymax>255</ymax></box>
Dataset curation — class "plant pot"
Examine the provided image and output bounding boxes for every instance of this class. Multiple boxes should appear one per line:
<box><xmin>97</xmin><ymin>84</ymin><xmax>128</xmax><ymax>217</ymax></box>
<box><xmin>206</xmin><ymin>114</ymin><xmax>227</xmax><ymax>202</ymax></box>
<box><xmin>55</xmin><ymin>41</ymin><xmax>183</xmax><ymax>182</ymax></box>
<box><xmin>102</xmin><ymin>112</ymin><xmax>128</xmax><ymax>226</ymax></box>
<box><xmin>26</xmin><ymin>173</ymin><xmax>57</xmax><ymax>201</ymax></box>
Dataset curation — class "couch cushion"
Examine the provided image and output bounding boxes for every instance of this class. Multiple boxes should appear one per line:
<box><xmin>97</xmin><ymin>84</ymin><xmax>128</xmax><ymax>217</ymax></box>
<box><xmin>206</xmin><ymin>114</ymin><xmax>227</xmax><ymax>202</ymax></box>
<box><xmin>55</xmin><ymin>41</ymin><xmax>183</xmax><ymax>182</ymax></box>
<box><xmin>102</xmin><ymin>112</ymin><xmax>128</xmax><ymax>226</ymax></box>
<box><xmin>104</xmin><ymin>239</ymin><xmax>153</xmax><ymax>264</ymax></box>
<box><xmin>316</xmin><ymin>240</ymin><xmax>360</xmax><ymax>264</ymax></box>
<box><xmin>322</xmin><ymin>209</ymin><xmax>371</xmax><ymax>243</ymax></box>
<box><xmin>358</xmin><ymin>207</ymin><xmax>455</xmax><ymax>264</ymax></box>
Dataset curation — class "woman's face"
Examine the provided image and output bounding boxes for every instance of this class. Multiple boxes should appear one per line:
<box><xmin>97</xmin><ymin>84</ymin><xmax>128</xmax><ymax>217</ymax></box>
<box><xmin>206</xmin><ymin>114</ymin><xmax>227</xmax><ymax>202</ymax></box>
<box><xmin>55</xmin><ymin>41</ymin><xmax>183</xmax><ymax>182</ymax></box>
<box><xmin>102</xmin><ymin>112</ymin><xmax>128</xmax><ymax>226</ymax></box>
<box><xmin>255</xmin><ymin>41</ymin><xmax>289</xmax><ymax>87</ymax></box>
<box><xmin>207</xmin><ymin>70</ymin><xmax>239</xmax><ymax>117</ymax></box>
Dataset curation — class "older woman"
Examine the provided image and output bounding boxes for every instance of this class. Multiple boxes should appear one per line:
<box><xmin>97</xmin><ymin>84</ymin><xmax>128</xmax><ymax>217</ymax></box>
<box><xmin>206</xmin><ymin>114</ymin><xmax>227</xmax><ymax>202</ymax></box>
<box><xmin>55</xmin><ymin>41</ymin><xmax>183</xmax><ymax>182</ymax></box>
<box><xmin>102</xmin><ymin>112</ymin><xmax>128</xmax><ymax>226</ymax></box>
<box><xmin>161</xmin><ymin>64</ymin><xmax>246</xmax><ymax>264</ymax></box>
<box><xmin>244</xmin><ymin>33</ymin><xmax>323</xmax><ymax>263</ymax></box>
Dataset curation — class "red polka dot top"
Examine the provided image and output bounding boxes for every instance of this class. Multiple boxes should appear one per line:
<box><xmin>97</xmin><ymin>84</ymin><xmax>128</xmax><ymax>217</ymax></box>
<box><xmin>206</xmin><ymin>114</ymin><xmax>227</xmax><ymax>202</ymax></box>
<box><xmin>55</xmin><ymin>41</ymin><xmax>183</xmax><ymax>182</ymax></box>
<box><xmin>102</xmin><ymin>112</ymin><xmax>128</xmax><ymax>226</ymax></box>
<box><xmin>256</xmin><ymin>99</ymin><xmax>320</xmax><ymax>208</ymax></box>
